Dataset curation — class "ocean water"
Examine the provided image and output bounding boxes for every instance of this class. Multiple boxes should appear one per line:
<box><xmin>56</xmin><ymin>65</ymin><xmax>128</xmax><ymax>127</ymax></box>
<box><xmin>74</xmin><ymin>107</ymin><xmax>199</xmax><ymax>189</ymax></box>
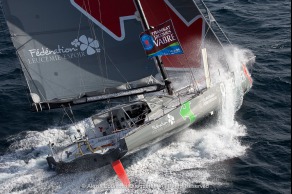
<box><xmin>0</xmin><ymin>0</ymin><xmax>291</xmax><ymax>194</ymax></box>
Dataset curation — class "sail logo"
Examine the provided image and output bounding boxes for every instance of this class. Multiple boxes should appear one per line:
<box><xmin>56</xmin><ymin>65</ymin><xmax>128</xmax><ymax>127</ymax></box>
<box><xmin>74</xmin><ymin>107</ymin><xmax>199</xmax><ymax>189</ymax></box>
<box><xmin>180</xmin><ymin>101</ymin><xmax>196</xmax><ymax>124</ymax></box>
<box><xmin>167</xmin><ymin>114</ymin><xmax>175</xmax><ymax>125</ymax></box>
<box><xmin>152</xmin><ymin>114</ymin><xmax>175</xmax><ymax>134</ymax></box>
<box><xmin>26</xmin><ymin>35</ymin><xmax>100</xmax><ymax>65</ymax></box>
<box><xmin>28</xmin><ymin>46</ymin><xmax>79</xmax><ymax>58</ymax></box>
<box><xmin>72</xmin><ymin>35</ymin><xmax>101</xmax><ymax>56</ymax></box>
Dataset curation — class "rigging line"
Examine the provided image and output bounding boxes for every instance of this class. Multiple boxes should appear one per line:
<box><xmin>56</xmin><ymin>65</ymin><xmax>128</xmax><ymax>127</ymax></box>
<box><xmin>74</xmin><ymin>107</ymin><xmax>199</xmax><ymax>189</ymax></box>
<box><xmin>95</xmin><ymin>3</ymin><xmax>120</xmax><ymax>105</ymax></box>
<box><xmin>193</xmin><ymin>0</ymin><xmax>232</xmax><ymax>72</ymax></box>
<box><xmin>200</xmin><ymin>22</ymin><xmax>231</xmax><ymax>72</ymax></box>
<box><xmin>159</xmin><ymin>1</ymin><xmax>199</xmax><ymax>87</ymax></box>
<box><xmin>162</xmin><ymin>2</ymin><xmax>200</xmax><ymax>91</ymax></box>
<box><xmin>62</xmin><ymin>105</ymin><xmax>75</xmax><ymax>125</ymax></box>
<box><xmin>68</xmin><ymin>103</ymin><xmax>76</xmax><ymax>123</ymax></box>
<box><xmin>91</xmin><ymin>0</ymin><xmax>129</xmax><ymax>85</ymax></box>
<box><xmin>199</xmin><ymin>0</ymin><xmax>232</xmax><ymax>45</ymax></box>
<box><xmin>103</xmin><ymin>51</ymin><xmax>129</xmax><ymax>84</ymax></box>
<box><xmin>160</xmin><ymin>49</ymin><xmax>197</xmax><ymax>88</ymax></box>
<box><xmin>85</xmin><ymin>1</ymin><xmax>99</xmax><ymax>47</ymax></box>
<box><xmin>179</xmin><ymin>15</ymin><xmax>216</xmax><ymax>90</ymax></box>
<box><xmin>76</xmin><ymin>3</ymin><xmax>87</xmax><ymax>94</ymax></box>
<box><xmin>162</xmin><ymin>44</ymin><xmax>198</xmax><ymax>89</ymax></box>
<box><xmin>192</xmin><ymin>0</ymin><xmax>231</xmax><ymax>76</ymax></box>
<box><xmin>94</xmin><ymin>0</ymin><xmax>132</xmax><ymax>93</ymax></box>
<box><xmin>163</xmin><ymin>56</ymin><xmax>199</xmax><ymax>93</ymax></box>
<box><xmin>83</xmin><ymin>1</ymin><xmax>97</xmax><ymax>45</ymax></box>
<box><xmin>84</xmin><ymin>0</ymin><xmax>107</xmax><ymax>92</ymax></box>
<box><xmin>97</xmin><ymin>0</ymin><xmax>109</xmax><ymax>81</ymax></box>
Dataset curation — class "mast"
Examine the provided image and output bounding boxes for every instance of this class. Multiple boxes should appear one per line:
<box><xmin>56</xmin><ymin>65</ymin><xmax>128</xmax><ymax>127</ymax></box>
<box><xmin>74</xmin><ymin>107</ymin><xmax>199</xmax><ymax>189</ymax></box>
<box><xmin>134</xmin><ymin>0</ymin><xmax>173</xmax><ymax>96</ymax></box>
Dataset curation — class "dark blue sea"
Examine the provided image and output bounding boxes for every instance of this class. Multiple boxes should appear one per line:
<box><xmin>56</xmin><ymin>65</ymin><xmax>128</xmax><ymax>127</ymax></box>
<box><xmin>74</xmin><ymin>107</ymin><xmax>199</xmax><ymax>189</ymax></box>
<box><xmin>0</xmin><ymin>0</ymin><xmax>290</xmax><ymax>193</ymax></box>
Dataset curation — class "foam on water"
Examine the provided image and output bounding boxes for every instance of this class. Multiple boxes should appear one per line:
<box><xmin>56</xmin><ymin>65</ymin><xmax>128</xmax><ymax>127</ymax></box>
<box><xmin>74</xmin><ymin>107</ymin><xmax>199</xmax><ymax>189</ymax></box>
<box><xmin>0</xmin><ymin>46</ymin><xmax>254</xmax><ymax>193</ymax></box>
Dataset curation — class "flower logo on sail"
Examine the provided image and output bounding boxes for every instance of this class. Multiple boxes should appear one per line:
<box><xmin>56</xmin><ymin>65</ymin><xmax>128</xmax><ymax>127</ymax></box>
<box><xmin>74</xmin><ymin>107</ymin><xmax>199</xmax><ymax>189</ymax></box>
<box><xmin>79</xmin><ymin>35</ymin><xmax>101</xmax><ymax>55</ymax></box>
<box><xmin>71</xmin><ymin>35</ymin><xmax>101</xmax><ymax>56</ymax></box>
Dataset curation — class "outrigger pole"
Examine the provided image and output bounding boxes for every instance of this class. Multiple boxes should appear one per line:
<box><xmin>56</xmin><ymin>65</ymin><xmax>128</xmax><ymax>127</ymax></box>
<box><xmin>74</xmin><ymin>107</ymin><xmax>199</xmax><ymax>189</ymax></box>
<box><xmin>134</xmin><ymin>0</ymin><xmax>174</xmax><ymax>96</ymax></box>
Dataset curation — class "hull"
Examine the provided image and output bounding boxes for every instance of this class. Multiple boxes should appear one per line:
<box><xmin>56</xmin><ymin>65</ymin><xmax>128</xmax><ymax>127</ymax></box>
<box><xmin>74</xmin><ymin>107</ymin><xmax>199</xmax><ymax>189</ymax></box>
<box><xmin>47</xmin><ymin>72</ymin><xmax>252</xmax><ymax>173</ymax></box>
<box><xmin>125</xmin><ymin>84</ymin><xmax>222</xmax><ymax>152</ymax></box>
<box><xmin>47</xmin><ymin>139</ymin><xmax>128</xmax><ymax>173</ymax></box>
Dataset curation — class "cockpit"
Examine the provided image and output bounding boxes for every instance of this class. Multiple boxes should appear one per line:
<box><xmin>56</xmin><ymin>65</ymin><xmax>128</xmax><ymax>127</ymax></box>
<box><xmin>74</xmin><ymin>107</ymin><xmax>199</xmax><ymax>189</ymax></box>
<box><xmin>91</xmin><ymin>102</ymin><xmax>151</xmax><ymax>137</ymax></box>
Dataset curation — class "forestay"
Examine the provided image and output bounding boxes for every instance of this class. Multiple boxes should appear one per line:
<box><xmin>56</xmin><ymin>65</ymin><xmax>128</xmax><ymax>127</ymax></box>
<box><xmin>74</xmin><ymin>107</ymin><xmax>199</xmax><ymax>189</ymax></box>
<box><xmin>1</xmin><ymin>0</ymin><xmax>163</xmax><ymax>110</ymax></box>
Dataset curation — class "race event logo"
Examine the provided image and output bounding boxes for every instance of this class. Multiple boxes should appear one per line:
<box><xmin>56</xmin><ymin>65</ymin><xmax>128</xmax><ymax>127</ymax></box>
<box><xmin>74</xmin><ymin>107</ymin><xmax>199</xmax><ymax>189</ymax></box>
<box><xmin>27</xmin><ymin>35</ymin><xmax>101</xmax><ymax>64</ymax></box>
<box><xmin>140</xmin><ymin>20</ymin><xmax>184</xmax><ymax>58</ymax></box>
<box><xmin>141</xmin><ymin>34</ymin><xmax>155</xmax><ymax>51</ymax></box>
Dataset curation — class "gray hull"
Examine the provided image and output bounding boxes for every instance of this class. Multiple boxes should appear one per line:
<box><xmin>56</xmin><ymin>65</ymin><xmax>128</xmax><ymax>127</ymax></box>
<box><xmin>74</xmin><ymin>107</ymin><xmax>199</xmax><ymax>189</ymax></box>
<box><xmin>47</xmin><ymin>72</ymin><xmax>252</xmax><ymax>173</ymax></box>
<box><xmin>125</xmin><ymin>84</ymin><xmax>222</xmax><ymax>152</ymax></box>
<box><xmin>126</xmin><ymin>70</ymin><xmax>252</xmax><ymax>152</ymax></box>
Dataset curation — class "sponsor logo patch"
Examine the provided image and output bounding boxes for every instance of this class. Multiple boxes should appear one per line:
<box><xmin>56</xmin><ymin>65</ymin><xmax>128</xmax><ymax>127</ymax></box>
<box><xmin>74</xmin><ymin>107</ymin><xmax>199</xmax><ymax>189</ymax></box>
<box><xmin>26</xmin><ymin>35</ymin><xmax>100</xmax><ymax>64</ymax></box>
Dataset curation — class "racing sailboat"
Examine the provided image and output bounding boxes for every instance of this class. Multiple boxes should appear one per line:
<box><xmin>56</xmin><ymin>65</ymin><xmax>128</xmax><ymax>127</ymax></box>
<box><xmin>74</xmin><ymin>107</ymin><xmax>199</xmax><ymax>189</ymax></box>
<box><xmin>1</xmin><ymin>0</ymin><xmax>253</xmax><ymax>186</ymax></box>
